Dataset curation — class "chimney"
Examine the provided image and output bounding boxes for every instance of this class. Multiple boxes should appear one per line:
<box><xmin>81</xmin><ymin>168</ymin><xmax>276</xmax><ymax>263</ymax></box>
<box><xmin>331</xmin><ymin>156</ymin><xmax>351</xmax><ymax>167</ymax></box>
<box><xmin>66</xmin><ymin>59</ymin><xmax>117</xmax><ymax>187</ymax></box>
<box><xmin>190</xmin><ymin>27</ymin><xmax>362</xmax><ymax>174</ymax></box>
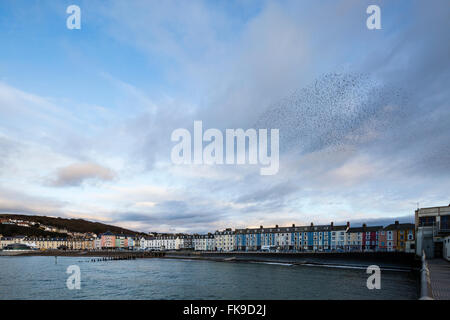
<box><xmin>330</xmin><ymin>222</ymin><xmax>334</xmax><ymax>228</ymax></box>
<box><xmin>346</xmin><ymin>221</ymin><xmax>350</xmax><ymax>228</ymax></box>
<box><xmin>260</xmin><ymin>225</ymin><xmax>263</xmax><ymax>229</ymax></box>
<box><xmin>310</xmin><ymin>222</ymin><xmax>314</xmax><ymax>227</ymax></box>
<box><xmin>395</xmin><ymin>221</ymin><xmax>399</xmax><ymax>225</ymax></box>
<box><xmin>363</xmin><ymin>223</ymin><xmax>367</xmax><ymax>228</ymax></box>
<box><xmin>275</xmin><ymin>225</ymin><xmax>279</xmax><ymax>228</ymax></box>
<box><xmin>292</xmin><ymin>224</ymin><xmax>295</xmax><ymax>227</ymax></box>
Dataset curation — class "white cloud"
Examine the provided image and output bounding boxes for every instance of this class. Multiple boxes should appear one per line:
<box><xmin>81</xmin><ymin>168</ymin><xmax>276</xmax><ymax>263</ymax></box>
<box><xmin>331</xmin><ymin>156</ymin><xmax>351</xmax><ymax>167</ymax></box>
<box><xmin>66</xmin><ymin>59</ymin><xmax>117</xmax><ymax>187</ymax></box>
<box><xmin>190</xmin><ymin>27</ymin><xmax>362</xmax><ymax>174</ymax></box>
<box><xmin>50</xmin><ymin>162</ymin><xmax>116</xmax><ymax>187</ymax></box>
<box><xmin>0</xmin><ymin>1</ymin><xmax>449</xmax><ymax>233</ymax></box>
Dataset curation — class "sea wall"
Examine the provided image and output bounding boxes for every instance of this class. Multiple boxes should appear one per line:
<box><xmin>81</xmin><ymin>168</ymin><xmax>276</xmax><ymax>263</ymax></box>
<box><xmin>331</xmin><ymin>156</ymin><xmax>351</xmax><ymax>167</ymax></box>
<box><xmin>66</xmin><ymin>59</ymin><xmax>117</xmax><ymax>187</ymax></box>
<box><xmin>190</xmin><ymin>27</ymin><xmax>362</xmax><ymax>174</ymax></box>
<box><xmin>164</xmin><ymin>251</ymin><xmax>420</xmax><ymax>270</ymax></box>
<box><xmin>11</xmin><ymin>249</ymin><xmax>420</xmax><ymax>270</ymax></box>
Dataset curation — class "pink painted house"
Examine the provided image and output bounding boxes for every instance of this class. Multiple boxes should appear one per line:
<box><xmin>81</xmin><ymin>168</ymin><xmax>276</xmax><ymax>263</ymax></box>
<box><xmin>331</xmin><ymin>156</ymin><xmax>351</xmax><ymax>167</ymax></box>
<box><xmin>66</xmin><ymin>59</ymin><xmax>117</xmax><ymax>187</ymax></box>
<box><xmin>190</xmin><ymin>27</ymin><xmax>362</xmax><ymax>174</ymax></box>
<box><xmin>100</xmin><ymin>231</ymin><xmax>116</xmax><ymax>248</ymax></box>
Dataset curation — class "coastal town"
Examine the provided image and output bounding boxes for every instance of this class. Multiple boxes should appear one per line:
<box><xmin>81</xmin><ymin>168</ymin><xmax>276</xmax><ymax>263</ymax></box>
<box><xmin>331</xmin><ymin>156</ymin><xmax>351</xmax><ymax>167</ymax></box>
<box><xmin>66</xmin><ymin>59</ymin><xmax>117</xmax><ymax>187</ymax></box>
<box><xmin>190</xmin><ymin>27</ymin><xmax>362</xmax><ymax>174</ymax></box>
<box><xmin>1</xmin><ymin>205</ymin><xmax>449</xmax><ymax>260</ymax></box>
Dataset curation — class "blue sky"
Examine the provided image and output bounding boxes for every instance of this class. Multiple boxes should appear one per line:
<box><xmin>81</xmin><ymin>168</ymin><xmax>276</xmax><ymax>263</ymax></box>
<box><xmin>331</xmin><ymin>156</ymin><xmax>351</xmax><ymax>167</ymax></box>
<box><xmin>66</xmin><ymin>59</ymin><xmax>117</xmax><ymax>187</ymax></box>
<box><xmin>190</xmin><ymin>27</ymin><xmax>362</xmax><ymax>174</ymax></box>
<box><xmin>0</xmin><ymin>0</ymin><xmax>449</xmax><ymax>233</ymax></box>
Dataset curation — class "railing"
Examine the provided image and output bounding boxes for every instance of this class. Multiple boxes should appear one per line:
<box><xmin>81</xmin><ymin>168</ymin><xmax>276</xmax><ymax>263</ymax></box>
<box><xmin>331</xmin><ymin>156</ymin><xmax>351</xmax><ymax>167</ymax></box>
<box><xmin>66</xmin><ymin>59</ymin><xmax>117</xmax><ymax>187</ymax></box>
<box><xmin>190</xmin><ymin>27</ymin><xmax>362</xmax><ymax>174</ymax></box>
<box><xmin>419</xmin><ymin>250</ymin><xmax>433</xmax><ymax>300</ymax></box>
<box><xmin>432</xmin><ymin>221</ymin><xmax>450</xmax><ymax>236</ymax></box>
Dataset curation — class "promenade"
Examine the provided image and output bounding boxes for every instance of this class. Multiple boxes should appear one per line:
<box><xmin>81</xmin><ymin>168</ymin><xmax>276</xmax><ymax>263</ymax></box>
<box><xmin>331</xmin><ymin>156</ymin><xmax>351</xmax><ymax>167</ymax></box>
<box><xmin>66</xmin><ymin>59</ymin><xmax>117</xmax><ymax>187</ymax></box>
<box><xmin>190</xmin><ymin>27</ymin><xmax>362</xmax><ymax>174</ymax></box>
<box><xmin>428</xmin><ymin>259</ymin><xmax>450</xmax><ymax>300</ymax></box>
<box><xmin>165</xmin><ymin>251</ymin><xmax>419</xmax><ymax>270</ymax></box>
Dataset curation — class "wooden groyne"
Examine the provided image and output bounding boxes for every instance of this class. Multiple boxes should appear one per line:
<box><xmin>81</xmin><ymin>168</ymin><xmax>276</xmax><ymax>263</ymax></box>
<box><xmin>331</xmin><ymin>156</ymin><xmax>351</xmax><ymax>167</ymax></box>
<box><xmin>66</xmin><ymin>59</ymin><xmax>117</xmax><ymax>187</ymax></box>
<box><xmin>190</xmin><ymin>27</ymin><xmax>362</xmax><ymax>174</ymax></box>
<box><xmin>86</xmin><ymin>255</ymin><xmax>137</xmax><ymax>263</ymax></box>
<box><xmin>16</xmin><ymin>250</ymin><xmax>165</xmax><ymax>259</ymax></box>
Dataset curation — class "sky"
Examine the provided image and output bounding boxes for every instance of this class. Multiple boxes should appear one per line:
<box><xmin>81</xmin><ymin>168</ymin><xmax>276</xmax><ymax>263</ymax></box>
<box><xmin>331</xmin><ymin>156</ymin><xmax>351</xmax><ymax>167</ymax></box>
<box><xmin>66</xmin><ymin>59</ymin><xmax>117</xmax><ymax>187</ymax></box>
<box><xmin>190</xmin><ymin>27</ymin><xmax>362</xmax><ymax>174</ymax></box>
<box><xmin>0</xmin><ymin>0</ymin><xmax>449</xmax><ymax>233</ymax></box>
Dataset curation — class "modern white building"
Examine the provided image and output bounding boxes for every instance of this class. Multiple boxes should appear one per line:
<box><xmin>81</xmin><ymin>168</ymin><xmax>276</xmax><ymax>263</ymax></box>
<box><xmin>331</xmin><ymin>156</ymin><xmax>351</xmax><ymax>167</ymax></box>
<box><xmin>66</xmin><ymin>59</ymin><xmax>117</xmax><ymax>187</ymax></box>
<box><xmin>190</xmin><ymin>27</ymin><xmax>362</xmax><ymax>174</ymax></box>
<box><xmin>444</xmin><ymin>235</ymin><xmax>450</xmax><ymax>261</ymax></box>
<box><xmin>415</xmin><ymin>205</ymin><xmax>450</xmax><ymax>258</ymax></box>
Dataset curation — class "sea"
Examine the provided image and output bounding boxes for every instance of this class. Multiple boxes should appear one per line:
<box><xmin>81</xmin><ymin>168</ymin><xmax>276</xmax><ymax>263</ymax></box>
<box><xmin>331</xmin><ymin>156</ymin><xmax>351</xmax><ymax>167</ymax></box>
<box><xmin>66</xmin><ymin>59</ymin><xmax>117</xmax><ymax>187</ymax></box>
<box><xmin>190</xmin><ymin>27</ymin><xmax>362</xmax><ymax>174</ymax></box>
<box><xmin>0</xmin><ymin>256</ymin><xmax>418</xmax><ymax>300</ymax></box>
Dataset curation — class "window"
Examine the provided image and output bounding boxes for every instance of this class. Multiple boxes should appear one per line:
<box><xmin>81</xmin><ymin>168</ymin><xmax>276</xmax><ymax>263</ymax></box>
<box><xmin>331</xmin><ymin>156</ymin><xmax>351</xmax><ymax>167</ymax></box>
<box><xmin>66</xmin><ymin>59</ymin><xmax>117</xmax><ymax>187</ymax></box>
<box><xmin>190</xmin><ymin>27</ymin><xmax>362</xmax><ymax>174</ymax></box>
<box><xmin>441</xmin><ymin>215</ymin><xmax>450</xmax><ymax>230</ymax></box>
<box><xmin>419</xmin><ymin>216</ymin><xmax>435</xmax><ymax>227</ymax></box>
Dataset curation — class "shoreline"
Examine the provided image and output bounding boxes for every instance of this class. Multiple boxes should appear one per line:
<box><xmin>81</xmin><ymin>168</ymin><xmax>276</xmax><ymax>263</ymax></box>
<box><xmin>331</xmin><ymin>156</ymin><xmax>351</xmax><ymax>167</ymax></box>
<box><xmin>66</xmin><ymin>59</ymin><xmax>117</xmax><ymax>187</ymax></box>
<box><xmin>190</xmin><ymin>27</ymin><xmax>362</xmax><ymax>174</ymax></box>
<box><xmin>162</xmin><ymin>252</ymin><xmax>418</xmax><ymax>271</ymax></box>
<box><xmin>161</xmin><ymin>255</ymin><xmax>415</xmax><ymax>272</ymax></box>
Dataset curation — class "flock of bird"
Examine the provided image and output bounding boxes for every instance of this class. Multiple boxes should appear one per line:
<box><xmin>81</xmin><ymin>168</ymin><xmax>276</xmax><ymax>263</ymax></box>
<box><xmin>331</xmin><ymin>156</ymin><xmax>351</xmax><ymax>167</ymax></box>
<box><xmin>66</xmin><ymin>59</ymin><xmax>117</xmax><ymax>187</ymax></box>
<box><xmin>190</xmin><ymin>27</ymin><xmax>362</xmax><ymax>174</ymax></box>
<box><xmin>255</xmin><ymin>72</ymin><xmax>407</xmax><ymax>155</ymax></box>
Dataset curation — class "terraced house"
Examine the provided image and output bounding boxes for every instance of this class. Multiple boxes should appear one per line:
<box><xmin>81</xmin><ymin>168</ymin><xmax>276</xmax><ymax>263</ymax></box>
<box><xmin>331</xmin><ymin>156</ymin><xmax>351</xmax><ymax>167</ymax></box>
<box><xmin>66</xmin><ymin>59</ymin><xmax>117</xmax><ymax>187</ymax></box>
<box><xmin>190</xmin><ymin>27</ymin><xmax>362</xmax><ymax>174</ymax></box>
<box><xmin>362</xmin><ymin>225</ymin><xmax>383</xmax><ymax>251</ymax></box>
<box><xmin>384</xmin><ymin>221</ymin><xmax>415</xmax><ymax>253</ymax></box>
<box><xmin>158</xmin><ymin>235</ymin><xmax>177</xmax><ymax>250</ymax></box>
<box><xmin>0</xmin><ymin>237</ymin><xmax>93</xmax><ymax>250</ymax></box>
<box><xmin>235</xmin><ymin>225</ymin><xmax>292</xmax><ymax>251</ymax></box>
<box><xmin>345</xmin><ymin>224</ymin><xmax>383</xmax><ymax>252</ymax></box>
<box><xmin>99</xmin><ymin>232</ymin><xmax>138</xmax><ymax>250</ymax></box>
<box><xmin>344</xmin><ymin>223</ymin><xmax>383</xmax><ymax>251</ymax></box>
<box><xmin>330</xmin><ymin>223</ymin><xmax>349</xmax><ymax>250</ymax></box>
<box><xmin>309</xmin><ymin>223</ymin><xmax>331</xmax><ymax>251</ymax></box>
<box><xmin>215</xmin><ymin>229</ymin><xmax>235</xmax><ymax>252</ymax></box>
<box><xmin>139</xmin><ymin>236</ymin><xmax>153</xmax><ymax>250</ymax></box>
<box><xmin>66</xmin><ymin>238</ymin><xmax>94</xmax><ymax>250</ymax></box>
<box><xmin>233</xmin><ymin>222</ymin><xmax>350</xmax><ymax>252</ymax></box>
<box><xmin>175</xmin><ymin>235</ymin><xmax>193</xmax><ymax>250</ymax></box>
<box><xmin>193</xmin><ymin>234</ymin><xmax>215</xmax><ymax>251</ymax></box>
<box><xmin>0</xmin><ymin>236</ymin><xmax>26</xmax><ymax>248</ymax></box>
<box><xmin>100</xmin><ymin>231</ymin><xmax>116</xmax><ymax>249</ymax></box>
<box><xmin>346</xmin><ymin>227</ymin><xmax>363</xmax><ymax>251</ymax></box>
<box><xmin>235</xmin><ymin>227</ymin><xmax>261</xmax><ymax>251</ymax></box>
<box><xmin>2</xmin><ymin>216</ymin><xmax>427</xmax><ymax>254</ymax></box>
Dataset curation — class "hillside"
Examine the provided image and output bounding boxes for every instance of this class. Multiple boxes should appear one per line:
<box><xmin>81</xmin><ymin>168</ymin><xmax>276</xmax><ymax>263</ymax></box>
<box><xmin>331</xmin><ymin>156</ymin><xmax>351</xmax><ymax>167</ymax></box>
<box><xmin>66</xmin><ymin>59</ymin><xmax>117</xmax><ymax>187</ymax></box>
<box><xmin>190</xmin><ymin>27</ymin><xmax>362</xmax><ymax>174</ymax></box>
<box><xmin>0</xmin><ymin>224</ymin><xmax>68</xmax><ymax>238</ymax></box>
<box><xmin>0</xmin><ymin>214</ymin><xmax>144</xmax><ymax>237</ymax></box>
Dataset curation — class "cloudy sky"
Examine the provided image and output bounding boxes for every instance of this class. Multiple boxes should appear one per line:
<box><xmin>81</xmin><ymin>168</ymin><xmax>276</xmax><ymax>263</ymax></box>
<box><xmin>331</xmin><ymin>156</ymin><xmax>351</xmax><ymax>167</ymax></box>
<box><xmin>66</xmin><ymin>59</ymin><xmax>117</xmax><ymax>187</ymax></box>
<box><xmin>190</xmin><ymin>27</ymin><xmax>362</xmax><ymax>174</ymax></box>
<box><xmin>0</xmin><ymin>0</ymin><xmax>449</xmax><ymax>233</ymax></box>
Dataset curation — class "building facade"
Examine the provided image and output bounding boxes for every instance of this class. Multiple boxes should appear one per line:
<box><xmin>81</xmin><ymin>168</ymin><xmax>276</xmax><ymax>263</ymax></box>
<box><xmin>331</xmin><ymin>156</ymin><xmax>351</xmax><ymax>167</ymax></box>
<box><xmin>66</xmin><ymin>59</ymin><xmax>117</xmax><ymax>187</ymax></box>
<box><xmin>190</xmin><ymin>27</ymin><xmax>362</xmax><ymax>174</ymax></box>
<box><xmin>415</xmin><ymin>205</ymin><xmax>450</xmax><ymax>258</ymax></box>
<box><xmin>215</xmin><ymin>229</ymin><xmax>235</xmax><ymax>251</ymax></box>
<box><xmin>193</xmin><ymin>234</ymin><xmax>215</xmax><ymax>251</ymax></box>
